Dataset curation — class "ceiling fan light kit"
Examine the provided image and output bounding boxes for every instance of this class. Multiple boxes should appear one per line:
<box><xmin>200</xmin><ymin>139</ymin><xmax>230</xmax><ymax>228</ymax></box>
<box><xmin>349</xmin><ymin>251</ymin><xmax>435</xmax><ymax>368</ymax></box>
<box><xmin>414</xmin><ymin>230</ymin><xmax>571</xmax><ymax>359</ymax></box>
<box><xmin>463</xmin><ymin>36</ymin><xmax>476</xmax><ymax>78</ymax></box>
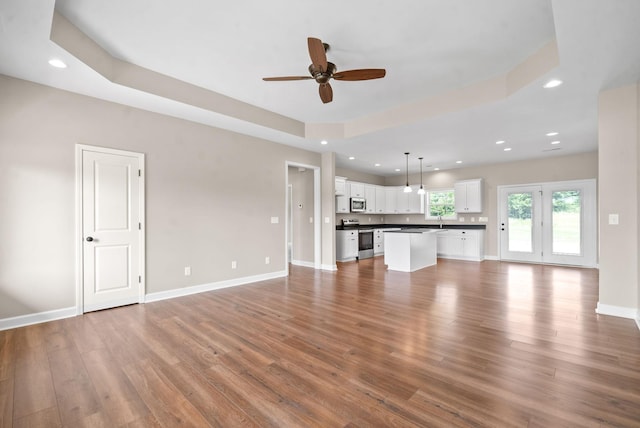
<box><xmin>263</xmin><ymin>37</ymin><xmax>386</xmax><ymax>104</ymax></box>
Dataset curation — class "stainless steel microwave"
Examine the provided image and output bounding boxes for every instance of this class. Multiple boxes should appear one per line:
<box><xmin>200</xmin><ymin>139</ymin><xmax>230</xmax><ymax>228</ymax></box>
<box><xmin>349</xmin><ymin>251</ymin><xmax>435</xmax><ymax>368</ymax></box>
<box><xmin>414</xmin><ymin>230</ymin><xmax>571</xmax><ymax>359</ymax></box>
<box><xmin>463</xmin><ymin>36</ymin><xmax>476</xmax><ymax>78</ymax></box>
<box><xmin>350</xmin><ymin>197</ymin><xmax>366</xmax><ymax>212</ymax></box>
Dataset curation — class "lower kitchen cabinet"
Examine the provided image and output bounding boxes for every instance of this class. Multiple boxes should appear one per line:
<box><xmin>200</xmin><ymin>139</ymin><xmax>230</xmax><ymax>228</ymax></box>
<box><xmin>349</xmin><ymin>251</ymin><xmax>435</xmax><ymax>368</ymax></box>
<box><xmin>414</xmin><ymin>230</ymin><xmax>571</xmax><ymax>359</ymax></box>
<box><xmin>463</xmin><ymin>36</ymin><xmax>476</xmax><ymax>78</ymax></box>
<box><xmin>336</xmin><ymin>230</ymin><xmax>358</xmax><ymax>261</ymax></box>
<box><xmin>374</xmin><ymin>229</ymin><xmax>384</xmax><ymax>255</ymax></box>
<box><xmin>436</xmin><ymin>229</ymin><xmax>484</xmax><ymax>261</ymax></box>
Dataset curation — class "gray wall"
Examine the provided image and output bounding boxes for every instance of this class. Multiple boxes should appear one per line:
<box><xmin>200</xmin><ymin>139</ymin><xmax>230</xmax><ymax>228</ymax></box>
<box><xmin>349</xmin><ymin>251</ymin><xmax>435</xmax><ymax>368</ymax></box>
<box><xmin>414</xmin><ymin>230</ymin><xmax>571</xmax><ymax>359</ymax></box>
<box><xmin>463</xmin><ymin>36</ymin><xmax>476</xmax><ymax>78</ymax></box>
<box><xmin>598</xmin><ymin>82</ymin><xmax>639</xmax><ymax>313</ymax></box>
<box><xmin>0</xmin><ymin>75</ymin><xmax>320</xmax><ymax>319</ymax></box>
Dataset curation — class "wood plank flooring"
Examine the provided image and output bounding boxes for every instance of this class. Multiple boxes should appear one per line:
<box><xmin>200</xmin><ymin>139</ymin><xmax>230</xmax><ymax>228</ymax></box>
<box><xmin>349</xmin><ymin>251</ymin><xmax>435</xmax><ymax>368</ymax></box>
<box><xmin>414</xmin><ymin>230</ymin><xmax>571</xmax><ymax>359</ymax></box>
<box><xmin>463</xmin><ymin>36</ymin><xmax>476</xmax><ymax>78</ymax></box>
<box><xmin>1</xmin><ymin>258</ymin><xmax>640</xmax><ymax>427</ymax></box>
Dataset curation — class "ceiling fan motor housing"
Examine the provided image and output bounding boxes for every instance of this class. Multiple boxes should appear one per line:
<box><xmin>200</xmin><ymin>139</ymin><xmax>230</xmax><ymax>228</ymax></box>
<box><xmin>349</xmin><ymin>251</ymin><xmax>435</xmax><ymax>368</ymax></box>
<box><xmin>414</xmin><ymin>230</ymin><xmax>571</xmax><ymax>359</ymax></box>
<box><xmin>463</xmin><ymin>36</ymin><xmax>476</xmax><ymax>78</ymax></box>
<box><xmin>309</xmin><ymin>62</ymin><xmax>336</xmax><ymax>84</ymax></box>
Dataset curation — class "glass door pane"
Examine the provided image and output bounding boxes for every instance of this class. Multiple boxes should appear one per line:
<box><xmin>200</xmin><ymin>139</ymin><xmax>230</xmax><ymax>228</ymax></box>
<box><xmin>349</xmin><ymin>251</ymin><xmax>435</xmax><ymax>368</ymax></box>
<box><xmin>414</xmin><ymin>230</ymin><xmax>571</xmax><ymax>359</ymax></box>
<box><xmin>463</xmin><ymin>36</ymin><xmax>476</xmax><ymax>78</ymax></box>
<box><xmin>507</xmin><ymin>192</ymin><xmax>533</xmax><ymax>253</ymax></box>
<box><xmin>551</xmin><ymin>190</ymin><xmax>581</xmax><ymax>255</ymax></box>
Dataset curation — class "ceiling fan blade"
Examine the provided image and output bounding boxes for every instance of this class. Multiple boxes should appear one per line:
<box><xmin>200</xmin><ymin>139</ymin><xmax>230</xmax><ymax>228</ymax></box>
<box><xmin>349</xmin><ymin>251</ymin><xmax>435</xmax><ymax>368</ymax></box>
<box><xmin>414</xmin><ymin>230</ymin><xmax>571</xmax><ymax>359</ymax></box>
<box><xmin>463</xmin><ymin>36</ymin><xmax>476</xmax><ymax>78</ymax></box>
<box><xmin>308</xmin><ymin>37</ymin><xmax>327</xmax><ymax>72</ymax></box>
<box><xmin>263</xmin><ymin>76</ymin><xmax>313</xmax><ymax>81</ymax></box>
<box><xmin>333</xmin><ymin>69</ymin><xmax>386</xmax><ymax>81</ymax></box>
<box><xmin>319</xmin><ymin>83</ymin><xmax>333</xmax><ymax>104</ymax></box>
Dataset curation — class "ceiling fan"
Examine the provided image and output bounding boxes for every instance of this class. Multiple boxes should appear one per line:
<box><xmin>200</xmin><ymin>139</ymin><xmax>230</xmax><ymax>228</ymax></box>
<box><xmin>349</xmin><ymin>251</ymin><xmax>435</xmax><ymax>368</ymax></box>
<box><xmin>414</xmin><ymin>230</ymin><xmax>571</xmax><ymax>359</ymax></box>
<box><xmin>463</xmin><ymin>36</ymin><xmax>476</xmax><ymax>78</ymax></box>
<box><xmin>262</xmin><ymin>37</ymin><xmax>386</xmax><ymax>104</ymax></box>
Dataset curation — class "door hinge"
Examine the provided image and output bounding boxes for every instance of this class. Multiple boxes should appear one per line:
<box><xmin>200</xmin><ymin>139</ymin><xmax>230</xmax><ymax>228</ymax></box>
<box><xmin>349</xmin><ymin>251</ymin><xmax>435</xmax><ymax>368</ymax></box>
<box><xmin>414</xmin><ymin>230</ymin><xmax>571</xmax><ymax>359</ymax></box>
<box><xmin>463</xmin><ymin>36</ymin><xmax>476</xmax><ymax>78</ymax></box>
<box><xmin>139</xmin><ymin>222</ymin><xmax>142</xmax><ymax>230</ymax></box>
<box><xmin>138</xmin><ymin>169</ymin><xmax>141</xmax><ymax>177</ymax></box>
<box><xmin>138</xmin><ymin>275</ymin><xmax>142</xmax><ymax>283</ymax></box>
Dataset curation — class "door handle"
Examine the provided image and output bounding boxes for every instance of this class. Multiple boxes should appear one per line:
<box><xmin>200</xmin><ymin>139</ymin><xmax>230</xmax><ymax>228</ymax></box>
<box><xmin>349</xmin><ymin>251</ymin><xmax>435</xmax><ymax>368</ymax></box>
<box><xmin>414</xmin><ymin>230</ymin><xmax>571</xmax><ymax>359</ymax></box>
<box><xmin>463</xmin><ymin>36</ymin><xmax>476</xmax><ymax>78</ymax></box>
<box><xmin>86</xmin><ymin>236</ymin><xmax>94</xmax><ymax>242</ymax></box>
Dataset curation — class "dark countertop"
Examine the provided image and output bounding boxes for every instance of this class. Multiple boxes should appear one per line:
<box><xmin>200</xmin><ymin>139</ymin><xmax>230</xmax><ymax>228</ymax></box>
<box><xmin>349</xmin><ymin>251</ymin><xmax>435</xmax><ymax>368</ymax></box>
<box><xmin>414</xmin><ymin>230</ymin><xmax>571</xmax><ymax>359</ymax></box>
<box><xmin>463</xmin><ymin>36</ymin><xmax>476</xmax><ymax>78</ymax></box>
<box><xmin>384</xmin><ymin>228</ymin><xmax>440</xmax><ymax>234</ymax></box>
<box><xmin>336</xmin><ymin>224</ymin><xmax>486</xmax><ymax>231</ymax></box>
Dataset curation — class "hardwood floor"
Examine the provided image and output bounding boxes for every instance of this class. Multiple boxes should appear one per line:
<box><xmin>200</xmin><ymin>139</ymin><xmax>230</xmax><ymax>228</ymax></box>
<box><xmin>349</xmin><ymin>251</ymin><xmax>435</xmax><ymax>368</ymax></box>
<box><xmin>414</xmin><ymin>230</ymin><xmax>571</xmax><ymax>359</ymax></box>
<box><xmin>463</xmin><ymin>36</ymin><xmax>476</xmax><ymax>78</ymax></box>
<box><xmin>2</xmin><ymin>258</ymin><xmax>640</xmax><ymax>427</ymax></box>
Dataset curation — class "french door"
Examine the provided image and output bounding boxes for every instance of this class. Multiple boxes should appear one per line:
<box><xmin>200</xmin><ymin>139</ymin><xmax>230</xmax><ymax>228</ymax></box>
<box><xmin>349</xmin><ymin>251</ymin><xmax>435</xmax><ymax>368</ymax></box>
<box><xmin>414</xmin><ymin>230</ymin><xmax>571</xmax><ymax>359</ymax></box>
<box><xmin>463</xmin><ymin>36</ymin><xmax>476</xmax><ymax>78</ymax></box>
<box><xmin>498</xmin><ymin>179</ymin><xmax>596</xmax><ymax>267</ymax></box>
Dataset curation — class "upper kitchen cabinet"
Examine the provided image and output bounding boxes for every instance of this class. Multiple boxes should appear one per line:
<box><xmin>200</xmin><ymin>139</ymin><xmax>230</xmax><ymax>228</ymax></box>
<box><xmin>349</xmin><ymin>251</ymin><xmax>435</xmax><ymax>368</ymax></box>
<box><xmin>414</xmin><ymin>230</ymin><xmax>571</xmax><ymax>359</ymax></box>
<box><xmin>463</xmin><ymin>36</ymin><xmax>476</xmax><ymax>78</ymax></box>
<box><xmin>397</xmin><ymin>185</ymin><xmax>424</xmax><ymax>214</ymax></box>
<box><xmin>335</xmin><ymin>176</ymin><xmax>347</xmax><ymax>196</ymax></box>
<box><xmin>364</xmin><ymin>184</ymin><xmax>377</xmax><ymax>213</ymax></box>
<box><xmin>375</xmin><ymin>186</ymin><xmax>386</xmax><ymax>214</ymax></box>
<box><xmin>384</xmin><ymin>186</ymin><xmax>398</xmax><ymax>214</ymax></box>
<box><xmin>454</xmin><ymin>179</ymin><xmax>483</xmax><ymax>213</ymax></box>
<box><xmin>349</xmin><ymin>182</ymin><xmax>365</xmax><ymax>198</ymax></box>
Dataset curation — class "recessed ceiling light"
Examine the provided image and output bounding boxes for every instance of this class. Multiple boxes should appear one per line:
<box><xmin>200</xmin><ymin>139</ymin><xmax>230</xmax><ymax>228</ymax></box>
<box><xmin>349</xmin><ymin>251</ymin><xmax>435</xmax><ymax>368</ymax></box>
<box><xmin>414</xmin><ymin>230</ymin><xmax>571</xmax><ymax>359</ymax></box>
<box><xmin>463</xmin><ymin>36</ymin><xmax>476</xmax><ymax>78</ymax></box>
<box><xmin>543</xmin><ymin>79</ymin><xmax>563</xmax><ymax>89</ymax></box>
<box><xmin>551</xmin><ymin>140</ymin><xmax>560</xmax><ymax>145</ymax></box>
<box><xmin>546</xmin><ymin>132</ymin><xmax>559</xmax><ymax>136</ymax></box>
<box><xmin>434</xmin><ymin>168</ymin><xmax>440</xmax><ymax>171</ymax></box>
<box><xmin>504</xmin><ymin>147</ymin><xmax>512</xmax><ymax>151</ymax></box>
<box><xmin>395</xmin><ymin>168</ymin><xmax>401</xmax><ymax>172</ymax></box>
<box><xmin>495</xmin><ymin>140</ymin><xmax>505</xmax><ymax>145</ymax></box>
<box><xmin>320</xmin><ymin>140</ymin><xmax>328</xmax><ymax>145</ymax></box>
<box><xmin>374</xmin><ymin>163</ymin><xmax>381</xmax><ymax>167</ymax></box>
<box><xmin>348</xmin><ymin>156</ymin><xmax>355</xmax><ymax>160</ymax></box>
<box><xmin>48</xmin><ymin>59</ymin><xmax>67</xmax><ymax>68</ymax></box>
<box><xmin>456</xmin><ymin>161</ymin><xmax>462</xmax><ymax>164</ymax></box>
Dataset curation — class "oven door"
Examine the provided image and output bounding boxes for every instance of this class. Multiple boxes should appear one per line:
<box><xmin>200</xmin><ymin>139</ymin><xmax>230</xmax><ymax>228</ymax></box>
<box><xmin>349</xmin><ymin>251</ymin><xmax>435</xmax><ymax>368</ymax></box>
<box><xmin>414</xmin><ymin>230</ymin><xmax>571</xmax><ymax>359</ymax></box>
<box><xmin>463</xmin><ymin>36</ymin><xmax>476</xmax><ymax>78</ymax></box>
<box><xmin>358</xmin><ymin>230</ymin><xmax>374</xmax><ymax>259</ymax></box>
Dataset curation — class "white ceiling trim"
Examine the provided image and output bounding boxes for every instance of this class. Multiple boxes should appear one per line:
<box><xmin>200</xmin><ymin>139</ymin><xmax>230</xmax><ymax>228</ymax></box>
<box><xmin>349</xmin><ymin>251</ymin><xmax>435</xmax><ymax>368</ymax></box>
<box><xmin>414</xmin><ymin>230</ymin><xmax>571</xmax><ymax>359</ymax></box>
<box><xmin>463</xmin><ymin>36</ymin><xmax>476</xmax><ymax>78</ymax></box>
<box><xmin>51</xmin><ymin>9</ymin><xmax>558</xmax><ymax>144</ymax></box>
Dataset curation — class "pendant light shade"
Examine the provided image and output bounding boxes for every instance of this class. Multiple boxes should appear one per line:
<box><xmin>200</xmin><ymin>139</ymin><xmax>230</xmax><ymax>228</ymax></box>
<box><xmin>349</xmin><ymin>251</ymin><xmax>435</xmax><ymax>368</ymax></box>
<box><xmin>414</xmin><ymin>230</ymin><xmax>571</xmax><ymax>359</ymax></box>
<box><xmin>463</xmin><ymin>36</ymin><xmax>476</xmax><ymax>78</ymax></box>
<box><xmin>417</xmin><ymin>157</ymin><xmax>426</xmax><ymax>195</ymax></box>
<box><xmin>403</xmin><ymin>152</ymin><xmax>412</xmax><ymax>193</ymax></box>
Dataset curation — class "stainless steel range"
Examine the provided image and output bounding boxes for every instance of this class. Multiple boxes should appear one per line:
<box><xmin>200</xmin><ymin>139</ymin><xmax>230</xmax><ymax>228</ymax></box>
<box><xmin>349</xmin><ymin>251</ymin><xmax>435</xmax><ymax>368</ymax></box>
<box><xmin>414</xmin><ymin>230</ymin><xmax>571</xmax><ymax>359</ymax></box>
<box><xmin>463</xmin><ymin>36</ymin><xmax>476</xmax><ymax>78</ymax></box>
<box><xmin>342</xmin><ymin>219</ymin><xmax>374</xmax><ymax>260</ymax></box>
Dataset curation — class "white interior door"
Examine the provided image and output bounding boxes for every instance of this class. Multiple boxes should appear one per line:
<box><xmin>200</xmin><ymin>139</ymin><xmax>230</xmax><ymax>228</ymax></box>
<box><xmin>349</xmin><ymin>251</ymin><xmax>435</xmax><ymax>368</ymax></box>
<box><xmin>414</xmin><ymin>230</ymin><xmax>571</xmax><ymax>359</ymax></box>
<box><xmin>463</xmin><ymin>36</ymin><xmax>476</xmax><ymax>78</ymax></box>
<box><xmin>79</xmin><ymin>146</ymin><xmax>145</xmax><ymax>312</ymax></box>
<box><xmin>499</xmin><ymin>180</ymin><xmax>596</xmax><ymax>267</ymax></box>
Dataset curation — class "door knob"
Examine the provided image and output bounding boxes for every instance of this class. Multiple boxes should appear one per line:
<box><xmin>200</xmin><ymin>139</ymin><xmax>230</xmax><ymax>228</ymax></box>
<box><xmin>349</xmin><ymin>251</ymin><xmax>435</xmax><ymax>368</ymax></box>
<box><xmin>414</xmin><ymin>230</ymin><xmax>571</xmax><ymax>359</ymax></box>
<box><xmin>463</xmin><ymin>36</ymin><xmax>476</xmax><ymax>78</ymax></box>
<box><xmin>86</xmin><ymin>236</ymin><xmax>94</xmax><ymax>242</ymax></box>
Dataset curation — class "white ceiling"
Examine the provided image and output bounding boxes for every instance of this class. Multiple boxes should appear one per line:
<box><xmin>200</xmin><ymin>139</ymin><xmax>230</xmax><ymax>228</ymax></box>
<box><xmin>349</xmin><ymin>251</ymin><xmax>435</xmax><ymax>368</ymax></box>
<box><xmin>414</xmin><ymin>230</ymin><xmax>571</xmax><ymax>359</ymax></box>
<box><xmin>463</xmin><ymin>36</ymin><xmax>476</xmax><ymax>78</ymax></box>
<box><xmin>1</xmin><ymin>0</ymin><xmax>640</xmax><ymax>176</ymax></box>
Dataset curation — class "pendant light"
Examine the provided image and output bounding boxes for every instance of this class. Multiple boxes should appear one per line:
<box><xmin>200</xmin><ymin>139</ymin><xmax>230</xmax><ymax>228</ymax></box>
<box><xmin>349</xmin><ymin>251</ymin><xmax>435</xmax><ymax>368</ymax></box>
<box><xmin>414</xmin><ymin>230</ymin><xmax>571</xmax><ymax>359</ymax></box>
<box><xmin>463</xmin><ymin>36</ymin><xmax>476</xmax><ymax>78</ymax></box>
<box><xmin>403</xmin><ymin>152</ymin><xmax>412</xmax><ymax>193</ymax></box>
<box><xmin>417</xmin><ymin>157</ymin><xmax>426</xmax><ymax>195</ymax></box>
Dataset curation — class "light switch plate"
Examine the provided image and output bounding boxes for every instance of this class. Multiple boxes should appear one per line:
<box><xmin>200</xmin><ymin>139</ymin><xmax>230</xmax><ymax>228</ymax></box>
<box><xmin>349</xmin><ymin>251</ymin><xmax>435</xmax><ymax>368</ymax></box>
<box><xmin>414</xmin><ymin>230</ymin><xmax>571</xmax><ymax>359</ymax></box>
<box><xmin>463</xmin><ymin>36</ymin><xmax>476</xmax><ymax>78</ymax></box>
<box><xmin>270</xmin><ymin>216</ymin><xmax>279</xmax><ymax>224</ymax></box>
<box><xmin>609</xmin><ymin>214</ymin><xmax>619</xmax><ymax>225</ymax></box>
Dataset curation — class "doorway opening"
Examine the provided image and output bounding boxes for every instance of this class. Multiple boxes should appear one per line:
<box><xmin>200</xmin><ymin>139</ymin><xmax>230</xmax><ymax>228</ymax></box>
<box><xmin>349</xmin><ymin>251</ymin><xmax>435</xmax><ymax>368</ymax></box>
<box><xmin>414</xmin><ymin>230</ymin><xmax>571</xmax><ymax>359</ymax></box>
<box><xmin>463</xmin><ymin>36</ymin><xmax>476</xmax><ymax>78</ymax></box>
<box><xmin>285</xmin><ymin>162</ymin><xmax>321</xmax><ymax>273</ymax></box>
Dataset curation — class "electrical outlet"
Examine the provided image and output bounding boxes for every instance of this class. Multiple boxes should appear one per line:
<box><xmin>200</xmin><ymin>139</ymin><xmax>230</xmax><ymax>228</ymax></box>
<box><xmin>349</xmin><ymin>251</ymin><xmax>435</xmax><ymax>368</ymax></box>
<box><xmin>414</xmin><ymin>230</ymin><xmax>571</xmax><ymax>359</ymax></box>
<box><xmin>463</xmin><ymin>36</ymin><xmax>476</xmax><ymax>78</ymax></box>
<box><xmin>406</xmin><ymin>217</ymin><xmax>410</xmax><ymax>222</ymax></box>
<box><xmin>309</xmin><ymin>217</ymin><xmax>313</xmax><ymax>223</ymax></box>
<box><xmin>459</xmin><ymin>217</ymin><xmax>465</xmax><ymax>222</ymax></box>
<box><xmin>470</xmin><ymin>217</ymin><xmax>476</xmax><ymax>222</ymax></box>
<box><xmin>231</xmin><ymin>261</ymin><xmax>237</xmax><ymax>269</ymax></box>
<box><xmin>479</xmin><ymin>217</ymin><xmax>488</xmax><ymax>222</ymax></box>
<box><xmin>324</xmin><ymin>217</ymin><xmax>330</xmax><ymax>223</ymax></box>
<box><xmin>184</xmin><ymin>266</ymin><xmax>191</xmax><ymax>276</ymax></box>
<box><xmin>270</xmin><ymin>217</ymin><xmax>279</xmax><ymax>224</ymax></box>
<box><xmin>265</xmin><ymin>256</ymin><xmax>270</xmax><ymax>264</ymax></box>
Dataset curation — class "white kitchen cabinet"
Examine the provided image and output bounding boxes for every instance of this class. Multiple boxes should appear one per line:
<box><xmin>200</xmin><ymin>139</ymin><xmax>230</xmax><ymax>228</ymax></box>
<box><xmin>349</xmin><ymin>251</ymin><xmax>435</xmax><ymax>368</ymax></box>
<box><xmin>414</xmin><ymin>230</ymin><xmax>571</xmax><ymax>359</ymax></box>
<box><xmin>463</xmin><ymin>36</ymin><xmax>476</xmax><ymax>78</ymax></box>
<box><xmin>384</xmin><ymin>187</ymin><xmax>398</xmax><ymax>214</ymax></box>
<box><xmin>364</xmin><ymin>184</ymin><xmax>377</xmax><ymax>213</ymax></box>
<box><xmin>454</xmin><ymin>179</ymin><xmax>483</xmax><ymax>213</ymax></box>
<box><xmin>397</xmin><ymin>185</ymin><xmax>424</xmax><ymax>214</ymax></box>
<box><xmin>436</xmin><ymin>229</ymin><xmax>484</xmax><ymax>261</ymax></box>
<box><xmin>336</xmin><ymin>195</ymin><xmax>349</xmax><ymax>213</ymax></box>
<box><xmin>349</xmin><ymin>182</ymin><xmax>365</xmax><ymax>198</ymax></box>
<box><xmin>336</xmin><ymin>230</ymin><xmax>358</xmax><ymax>261</ymax></box>
<box><xmin>335</xmin><ymin>176</ymin><xmax>347</xmax><ymax>196</ymax></box>
<box><xmin>374</xmin><ymin>229</ymin><xmax>385</xmax><ymax>255</ymax></box>
<box><xmin>375</xmin><ymin>186</ymin><xmax>386</xmax><ymax>214</ymax></box>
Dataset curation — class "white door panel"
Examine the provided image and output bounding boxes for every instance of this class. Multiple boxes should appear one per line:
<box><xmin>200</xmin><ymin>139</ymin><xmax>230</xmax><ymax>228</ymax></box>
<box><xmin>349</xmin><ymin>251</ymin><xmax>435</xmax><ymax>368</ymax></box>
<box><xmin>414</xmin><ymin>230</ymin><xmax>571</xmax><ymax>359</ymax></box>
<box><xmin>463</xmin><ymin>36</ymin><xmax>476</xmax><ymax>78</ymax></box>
<box><xmin>79</xmin><ymin>146</ymin><xmax>144</xmax><ymax>312</ymax></box>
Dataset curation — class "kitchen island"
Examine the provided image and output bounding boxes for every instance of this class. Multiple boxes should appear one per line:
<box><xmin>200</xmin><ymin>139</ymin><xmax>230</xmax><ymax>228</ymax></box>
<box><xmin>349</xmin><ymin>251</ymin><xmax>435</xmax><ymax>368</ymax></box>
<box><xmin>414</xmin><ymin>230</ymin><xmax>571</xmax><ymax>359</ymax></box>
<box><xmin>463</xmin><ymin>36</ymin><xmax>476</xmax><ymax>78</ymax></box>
<box><xmin>383</xmin><ymin>229</ymin><xmax>438</xmax><ymax>272</ymax></box>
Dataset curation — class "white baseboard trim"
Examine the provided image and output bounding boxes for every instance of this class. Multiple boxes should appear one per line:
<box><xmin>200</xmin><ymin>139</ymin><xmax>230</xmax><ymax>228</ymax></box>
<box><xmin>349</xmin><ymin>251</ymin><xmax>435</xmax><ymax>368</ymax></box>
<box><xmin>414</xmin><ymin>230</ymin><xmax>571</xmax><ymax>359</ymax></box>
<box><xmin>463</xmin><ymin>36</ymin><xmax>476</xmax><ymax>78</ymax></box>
<box><xmin>596</xmin><ymin>302</ymin><xmax>640</xmax><ymax>325</ymax></box>
<box><xmin>144</xmin><ymin>270</ymin><xmax>288</xmax><ymax>303</ymax></box>
<box><xmin>291</xmin><ymin>260</ymin><xmax>315</xmax><ymax>268</ymax></box>
<box><xmin>0</xmin><ymin>307</ymin><xmax>77</xmax><ymax>331</ymax></box>
<box><xmin>483</xmin><ymin>255</ymin><xmax>499</xmax><ymax>261</ymax></box>
<box><xmin>321</xmin><ymin>264</ymin><xmax>338</xmax><ymax>271</ymax></box>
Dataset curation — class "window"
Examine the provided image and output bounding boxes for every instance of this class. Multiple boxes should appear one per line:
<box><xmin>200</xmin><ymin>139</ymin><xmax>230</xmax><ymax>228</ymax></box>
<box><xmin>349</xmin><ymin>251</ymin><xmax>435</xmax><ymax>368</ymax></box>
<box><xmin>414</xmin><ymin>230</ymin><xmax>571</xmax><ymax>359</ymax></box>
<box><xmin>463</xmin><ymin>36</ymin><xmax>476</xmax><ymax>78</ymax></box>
<box><xmin>425</xmin><ymin>189</ymin><xmax>457</xmax><ymax>220</ymax></box>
